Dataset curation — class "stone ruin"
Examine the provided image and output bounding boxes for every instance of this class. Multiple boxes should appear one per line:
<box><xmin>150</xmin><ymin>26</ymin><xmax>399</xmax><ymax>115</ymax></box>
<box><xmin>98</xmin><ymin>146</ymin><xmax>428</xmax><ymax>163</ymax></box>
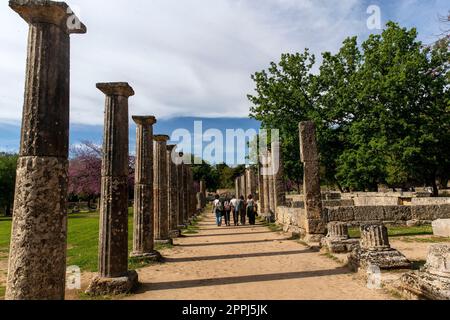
<box><xmin>348</xmin><ymin>224</ymin><xmax>411</xmax><ymax>272</ymax></box>
<box><xmin>400</xmin><ymin>245</ymin><xmax>450</xmax><ymax>300</ymax></box>
<box><xmin>320</xmin><ymin>222</ymin><xmax>359</xmax><ymax>254</ymax></box>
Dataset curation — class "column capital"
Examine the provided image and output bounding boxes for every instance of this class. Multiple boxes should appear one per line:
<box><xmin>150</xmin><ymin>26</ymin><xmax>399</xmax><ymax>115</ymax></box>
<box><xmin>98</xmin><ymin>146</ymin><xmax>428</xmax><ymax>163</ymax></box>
<box><xmin>97</xmin><ymin>82</ymin><xmax>135</xmax><ymax>97</ymax></box>
<box><xmin>154</xmin><ymin>135</ymin><xmax>170</xmax><ymax>143</ymax></box>
<box><xmin>132</xmin><ymin>116</ymin><xmax>157</xmax><ymax>126</ymax></box>
<box><xmin>10</xmin><ymin>0</ymin><xmax>87</xmax><ymax>34</ymax></box>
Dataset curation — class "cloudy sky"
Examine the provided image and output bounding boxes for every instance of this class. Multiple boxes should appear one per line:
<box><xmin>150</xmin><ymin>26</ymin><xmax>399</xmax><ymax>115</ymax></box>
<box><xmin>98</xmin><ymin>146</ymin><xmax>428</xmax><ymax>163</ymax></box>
<box><xmin>0</xmin><ymin>0</ymin><xmax>448</xmax><ymax>163</ymax></box>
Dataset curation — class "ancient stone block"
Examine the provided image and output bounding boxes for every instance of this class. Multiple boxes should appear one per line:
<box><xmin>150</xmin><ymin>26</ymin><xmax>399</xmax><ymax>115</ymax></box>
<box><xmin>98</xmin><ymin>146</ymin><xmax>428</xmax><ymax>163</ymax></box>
<box><xmin>433</xmin><ymin>219</ymin><xmax>450</xmax><ymax>238</ymax></box>
<box><xmin>87</xmin><ymin>271</ymin><xmax>139</xmax><ymax>297</ymax></box>
<box><xmin>325</xmin><ymin>207</ymin><xmax>355</xmax><ymax>222</ymax></box>
<box><xmin>400</xmin><ymin>245</ymin><xmax>450</xmax><ymax>300</ymax></box>
<box><xmin>320</xmin><ymin>222</ymin><xmax>359</xmax><ymax>254</ymax></box>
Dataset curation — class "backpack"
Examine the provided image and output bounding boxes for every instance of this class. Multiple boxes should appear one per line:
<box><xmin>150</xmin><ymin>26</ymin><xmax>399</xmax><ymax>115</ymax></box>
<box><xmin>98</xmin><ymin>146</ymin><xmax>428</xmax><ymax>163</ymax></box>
<box><xmin>224</xmin><ymin>201</ymin><xmax>231</xmax><ymax>211</ymax></box>
<box><xmin>216</xmin><ymin>200</ymin><xmax>224</xmax><ymax>211</ymax></box>
<box><xmin>247</xmin><ymin>200</ymin><xmax>255</xmax><ymax>211</ymax></box>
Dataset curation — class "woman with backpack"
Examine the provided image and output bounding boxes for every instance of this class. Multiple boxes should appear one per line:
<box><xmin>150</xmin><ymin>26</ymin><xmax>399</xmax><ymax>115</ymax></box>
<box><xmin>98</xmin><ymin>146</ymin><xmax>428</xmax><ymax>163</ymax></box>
<box><xmin>212</xmin><ymin>194</ymin><xmax>223</xmax><ymax>227</ymax></box>
<box><xmin>246</xmin><ymin>194</ymin><xmax>258</xmax><ymax>225</ymax></box>
<box><xmin>223</xmin><ymin>198</ymin><xmax>232</xmax><ymax>227</ymax></box>
<box><xmin>230</xmin><ymin>195</ymin><xmax>239</xmax><ymax>226</ymax></box>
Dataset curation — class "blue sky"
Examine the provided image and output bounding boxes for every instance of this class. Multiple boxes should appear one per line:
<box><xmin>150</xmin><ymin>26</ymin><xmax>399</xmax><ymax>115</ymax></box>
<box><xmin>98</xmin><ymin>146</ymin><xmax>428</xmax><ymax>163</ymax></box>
<box><xmin>0</xmin><ymin>0</ymin><xmax>448</xmax><ymax>164</ymax></box>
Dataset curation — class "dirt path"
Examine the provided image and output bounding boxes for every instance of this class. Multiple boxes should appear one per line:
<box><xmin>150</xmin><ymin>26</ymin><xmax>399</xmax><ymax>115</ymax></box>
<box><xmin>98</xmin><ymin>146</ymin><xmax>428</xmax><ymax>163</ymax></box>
<box><xmin>127</xmin><ymin>213</ymin><xmax>394</xmax><ymax>300</ymax></box>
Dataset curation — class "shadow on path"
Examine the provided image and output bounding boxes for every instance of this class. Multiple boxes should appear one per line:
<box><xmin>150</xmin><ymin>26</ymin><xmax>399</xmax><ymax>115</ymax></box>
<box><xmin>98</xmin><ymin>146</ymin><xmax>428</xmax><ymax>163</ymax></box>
<box><xmin>164</xmin><ymin>249</ymin><xmax>311</xmax><ymax>263</ymax></box>
<box><xmin>138</xmin><ymin>267</ymin><xmax>350</xmax><ymax>292</ymax></box>
<box><xmin>179</xmin><ymin>239</ymin><xmax>283</xmax><ymax>247</ymax></box>
<box><xmin>186</xmin><ymin>231</ymin><xmax>273</xmax><ymax>238</ymax></box>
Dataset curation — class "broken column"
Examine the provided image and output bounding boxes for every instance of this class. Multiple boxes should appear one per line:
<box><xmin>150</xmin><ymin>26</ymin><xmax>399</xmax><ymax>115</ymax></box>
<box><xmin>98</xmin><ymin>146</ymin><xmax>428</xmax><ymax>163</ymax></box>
<box><xmin>130</xmin><ymin>116</ymin><xmax>161</xmax><ymax>261</ymax></box>
<box><xmin>320</xmin><ymin>222</ymin><xmax>359</xmax><ymax>254</ymax></box>
<box><xmin>167</xmin><ymin>145</ymin><xmax>181</xmax><ymax>238</ymax></box>
<box><xmin>271</xmin><ymin>140</ymin><xmax>286</xmax><ymax>219</ymax></box>
<box><xmin>299</xmin><ymin>122</ymin><xmax>326</xmax><ymax>242</ymax></box>
<box><xmin>6</xmin><ymin>0</ymin><xmax>86</xmax><ymax>300</ymax></box>
<box><xmin>348</xmin><ymin>224</ymin><xmax>411</xmax><ymax>272</ymax></box>
<box><xmin>87</xmin><ymin>82</ymin><xmax>138</xmax><ymax>296</ymax></box>
<box><xmin>400</xmin><ymin>245</ymin><xmax>450</xmax><ymax>300</ymax></box>
<box><xmin>154</xmin><ymin>135</ymin><xmax>172</xmax><ymax>245</ymax></box>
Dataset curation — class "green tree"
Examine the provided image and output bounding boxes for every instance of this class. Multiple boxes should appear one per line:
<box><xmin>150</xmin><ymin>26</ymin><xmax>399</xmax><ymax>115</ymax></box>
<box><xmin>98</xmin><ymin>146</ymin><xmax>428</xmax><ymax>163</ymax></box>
<box><xmin>0</xmin><ymin>152</ymin><xmax>18</xmax><ymax>216</ymax></box>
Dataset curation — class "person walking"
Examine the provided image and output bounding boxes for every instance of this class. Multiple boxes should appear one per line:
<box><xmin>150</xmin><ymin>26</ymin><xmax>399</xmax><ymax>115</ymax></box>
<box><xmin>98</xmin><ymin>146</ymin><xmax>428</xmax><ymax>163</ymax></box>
<box><xmin>212</xmin><ymin>194</ymin><xmax>223</xmax><ymax>227</ymax></box>
<box><xmin>230</xmin><ymin>195</ymin><xmax>239</xmax><ymax>226</ymax></box>
<box><xmin>239</xmin><ymin>195</ymin><xmax>247</xmax><ymax>226</ymax></box>
<box><xmin>223</xmin><ymin>198</ymin><xmax>232</xmax><ymax>227</ymax></box>
<box><xmin>246</xmin><ymin>194</ymin><xmax>258</xmax><ymax>225</ymax></box>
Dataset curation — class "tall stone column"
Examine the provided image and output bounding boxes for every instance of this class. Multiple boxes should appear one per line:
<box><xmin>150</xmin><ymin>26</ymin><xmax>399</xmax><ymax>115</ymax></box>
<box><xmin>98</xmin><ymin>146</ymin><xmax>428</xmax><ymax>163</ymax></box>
<box><xmin>240</xmin><ymin>174</ymin><xmax>247</xmax><ymax>198</ymax></box>
<box><xmin>177</xmin><ymin>153</ymin><xmax>186</xmax><ymax>228</ymax></box>
<box><xmin>299</xmin><ymin>121</ymin><xmax>326</xmax><ymax>241</ymax></box>
<box><xmin>182</xmin><ymin>163</ymin><xmax>189</xmax><ymax>224</ymax></box>
<box><xmin>258</xmin><ymin>162</ymin><xmax>266</xmax><ymax>214</ymax></box>
<box><xmin>6</xmin><ymin>1</ymin><xmax>86</xmax><ymax>301</ymax></box>
<box><xmin>200</xmin><ymin>180</ymin><xmax>206</xmax><ymax>208</ymax></box>
<box><xmin>130</xmin><ymin>116</ymin><xmax>161</xmax><ymax>261</ymax></box>
<box><xmin>87</xmin><ymin>82</ymin><xmax>138</xmax><ymax>296</ymax></box>
<box><xmin>235</xmin><ymin>178</ymin><xmax>240</xmax><ymax>198</ymax></box>
<box><xmin>262</xmin><ymin>153</ymin><xmax>271</xmax><ymax>218</ymax></box>
<box><xmin>272</xmin><ymin>140</ymin><xmax>286</xmax><ymax>219</ymax></box>
<box><xmin>167</xmin><ymin>145</ymin><xmax>181</xmax><ymax>238</ymax></box>
<box><xmin>267</xmin><ymin>151</ymin><xmax>276</xmax><ymax>216</ymax></box>
<box><xmin>153</xmin><ymin>135</ymin><xmax>172</xmax><ymax>244</ymax></box>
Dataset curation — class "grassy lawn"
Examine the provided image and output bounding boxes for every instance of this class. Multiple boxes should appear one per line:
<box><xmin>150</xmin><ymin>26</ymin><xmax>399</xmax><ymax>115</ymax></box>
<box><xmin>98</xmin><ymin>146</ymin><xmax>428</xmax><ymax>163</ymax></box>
<box><xmin>348</xmin><ymin>225</ymin><xmax>433</xmax><ymax>239</ymax></box>
<box><xmin>0</xmin><ymin>208</ymin><xmax>171</xmax><ymax>274</ymax></box>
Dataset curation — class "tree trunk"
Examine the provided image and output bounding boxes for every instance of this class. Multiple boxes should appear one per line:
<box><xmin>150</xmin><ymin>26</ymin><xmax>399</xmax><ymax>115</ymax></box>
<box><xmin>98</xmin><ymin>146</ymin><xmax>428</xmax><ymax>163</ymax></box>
<box><xmin>432</xmin><ymin>179</ymin><xmax>439</xmax><ymax>197</ymax></box>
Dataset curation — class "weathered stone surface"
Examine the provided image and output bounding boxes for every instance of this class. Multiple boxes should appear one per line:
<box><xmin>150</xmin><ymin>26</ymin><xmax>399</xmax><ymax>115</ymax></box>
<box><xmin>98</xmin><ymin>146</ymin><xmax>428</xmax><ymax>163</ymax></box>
<box><xmin>154</xmin><ymin>135</ymin><xmax>170</xmax><ymax>242</ymax></box>
<box><xmin>433</xmin><ymin>219</ymin><xmax>450</xmax><ymax>238</ymax></box>
<box><xmin>272</xmin><ymin>140</ymin><xmax>286</xmax><ymax>215</ymax></box>
<box><xmin>88</xmin><ymin>82</ymin><xmax>138</xmax><ymax>296</ymax></box>
<box><xmin>6</xmin><ymin>0</ymin><xmax>85</xmax><ymax>300</ymax></box>
<box><xmin>176</xmin><ymin>154</ymin><xmax>185</xmax><ymax>226</ymax></box>
<box><xmin>167</xmin><ymin>145</ymin><xmax>180</xmax><ymax>237</ymax></box>
<box><xmin>400</xmin><ymin>245</ymin><xmax>450</xmax><ymax>300</ymax></box>
<box><xmin>86</xmin><ymin>271</ymin><xmax>139</xmax><ymax>297</ymax></box>
<box><xmin>320</xmin><ymin>222</ymin><xmax>358</xmax><ymax>254</ymax></box>
<box><xmin>412</xmin><ymin>205</ymin><xmax>450</xmax><ymax>221</ymax></box>
<box><xmin>131</xmin><ymin>116</ymin><xmax>157</xmax><ymax>259</ymax></box>
<box><xmin>349</xmin><ymin>224</ymin><xmax>411</xmax><ymax>271</ymax></box>
<box><xmin>6</xmin><ymin>157</ymin><xmax>68</xmax><ymax>300</ymax></box>
<box><xmin>299</xmin><ymin>122</ymin><xmax>325</xmax><ymax>237</ymax></box>
<box><xmin>261</xmin><ymin>153</ymin><xmax>271</xmax><ymax>217</ymax></box>
<box><xmin>9</xmin><ymin>0</ymin><xmax>87</xmax><ymax>34</ymax></box>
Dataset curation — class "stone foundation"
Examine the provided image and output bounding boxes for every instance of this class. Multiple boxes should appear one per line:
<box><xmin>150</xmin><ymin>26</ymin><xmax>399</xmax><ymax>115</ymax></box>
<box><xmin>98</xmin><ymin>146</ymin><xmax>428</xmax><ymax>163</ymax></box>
<box><xmin>130</xmin><ymin>250</ymin><xmax>162</xmax><ymax>262</ymax></box>
<box><xmin>320</xmin><ymin>222</ymin><xmax>359</xmax><ymax>253</ymax></box>
<box><xmin>86</xmin><ymin>271</ymin><xmax>139</xmax><ymax>296</ymax></box>
<box><xmin>399</xmin><ymin>245</ymin><xmax>450</xmax><ymax>300</ymax></box>
<box><xmin>348</xmin><ymin>224</ymin><xmax>411</xmax><ymax>271</ymax></box>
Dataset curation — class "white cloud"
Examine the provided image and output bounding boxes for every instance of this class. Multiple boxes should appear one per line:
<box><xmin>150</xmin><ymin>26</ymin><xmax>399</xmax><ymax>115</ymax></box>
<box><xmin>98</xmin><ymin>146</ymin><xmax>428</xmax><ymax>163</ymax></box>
<box><xmin>0</xmin><ymin>0</ymin><xmax>369</xmax><ymax>125</ymax></box>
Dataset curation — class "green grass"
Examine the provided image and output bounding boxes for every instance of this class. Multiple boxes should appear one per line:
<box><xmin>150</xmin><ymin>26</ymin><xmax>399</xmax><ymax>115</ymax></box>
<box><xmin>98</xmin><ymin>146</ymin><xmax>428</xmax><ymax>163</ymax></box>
<box><xmin>348</xmin><ymin>225</ymin><xmax>433</xmax><ymax>239</ymax></box>
<box><xmin>0</xmin><ymin>208</ymin><xmax>175</xmax><ymax>274</ymax></box>
<box><xmin>0</xmin><ymin>285</ymin><xmax>5</xmax><ymax>300</ymax></box>
<box><xmin>258</xmin><ymin>217</ymin><xmax>283</xmax><ymax>232</ymax></box>
<box><xmin>399</xmin><ymin>236</ymin><xmax>450</xmax><ymax>244</ymax></box>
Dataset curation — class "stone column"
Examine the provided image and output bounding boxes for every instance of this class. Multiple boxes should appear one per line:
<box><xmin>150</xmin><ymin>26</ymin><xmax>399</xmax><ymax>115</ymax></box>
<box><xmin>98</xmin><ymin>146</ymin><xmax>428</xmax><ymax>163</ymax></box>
<box><xmin>258</xmin><ymin>162</ymin><xmax>266</xmax><ymax>215</ymax></box>
<box><xmin>262</xmin><ymin>153</ymin><xmax>271</xmax><ymax>218</ymax></box>
<box><xmin>272</xmin><ymin>140</ymin><xmax>286</xmax><ymax>218</ymax></box>
<box><xmin>154</xmin><ymin>135</ymin><xmax>172</xmax><ymax>245</ymax></box>
<box><xmin>182</xmin><ymin>163</ymin><xmax>189</xmax><ymax>224</ymax></box>
<box><xmin>87</xmin><ymin>82</ymin><xmax>138</xmax><ymax>296</ymax></box>
<box><xmin>299</xmin><ymin>121</ymin><xmax>326</xmax><ymax>241</ymax></box>
<box><xmin>235</xmin><ymin>178</ymin><xmax>240</xmax><ymax>198</ymax></box>
<box><xmin>327</xmin><ymin>222</ymin><xmax>350</xmax><ymax>241</ymax></box>
<box><xmin>240</xmin><ymin>174</ymin><xmax>247</xmax><ymax>198</ymax></box>
<box><xmin>360</xmin><ymin>224</ymin><xmax>391</xmax><ymax>251</ymax></box>
<box><xmin>200</xmin><ymin>180</ymin><xmax>206</xmax><ymax>208</ymax></box>
<box><xmin>6</xmin><ymin>1</ymin><xmax>86</xmax><ymax>301</ymax></box>
<box><xmin>130</xmin><ymin>116</ymin><xmax>161</xmax><ymax>261</ymax></box>
<box><xmin>177</xmin><ymin>153</ymin><xmax>186</xmax><ymax>228</ymax></box>
<box><xmin>267</xmin><ymin>151</ymin><xmax>276</xmax><ymax>216</ymax></box>
<box><xmin>167</xmin><ymin>145</ymin><xmax>181</xmax><ymax>238</ymax></box>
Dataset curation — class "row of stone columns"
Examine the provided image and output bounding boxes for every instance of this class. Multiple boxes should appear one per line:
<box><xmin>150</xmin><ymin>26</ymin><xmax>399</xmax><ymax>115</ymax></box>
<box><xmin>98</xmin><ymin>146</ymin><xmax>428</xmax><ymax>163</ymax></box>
<box><xmin>5</xmin><ymin>0</ymin><xmax>200</xmax><ymax>299</ymax></box>
<box><xmin>256</xmin><ymin>143</ymin><xmax>287</xmax><ymax>221</ymax></box>
<box><xmin>235</xmin><ymin>168</ymin><xmax>258</xmax><ymax>199</ymax></box>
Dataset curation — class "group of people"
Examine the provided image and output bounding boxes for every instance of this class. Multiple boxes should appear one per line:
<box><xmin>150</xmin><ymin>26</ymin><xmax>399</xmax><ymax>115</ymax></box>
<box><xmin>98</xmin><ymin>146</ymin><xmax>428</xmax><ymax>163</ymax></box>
<box><xmin>212</xmin><ymin>194</ymin><xmax>259</xmax><ymax>227</ymax></box>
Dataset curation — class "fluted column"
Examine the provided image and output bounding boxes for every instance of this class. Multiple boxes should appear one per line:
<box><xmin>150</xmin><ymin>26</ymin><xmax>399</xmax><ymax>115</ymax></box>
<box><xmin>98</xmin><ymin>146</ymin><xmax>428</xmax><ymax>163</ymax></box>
<box><xmin>154</xmin><ymin>135</ymin><xmax>172</xmax><ymax>244</ymax></box>
<box><xmin>167</xmin><ymin>145</ymin><xmax>181</xmax><ymax>238</ymax></box>
<box><xmin>258</xmin><ymin>161</ymin><xmax>265</xmax><ymax>213</ymax></box>
<box><xmin>130</xmin><ymin>116</ymin><xmax>160</xmax><ymax>261</ymax></box>
<box><xmin>6</xmin><ymin>0</ymin><xmax>86</xmax><ymax>300</ymax></box>
<box><xmin>87</xmin><ymin>82</ymin><xmax>138</xmax><ymax>296</ymax></box>
<box><xmin>268</xmin><ymin>151</ymin><xmax>276</xmax><ymax>215</ymax></box>
<box><xmin>326</xmin><ymin>222</ymin><xmax>350</xmax><ymax>241</ymax></box>
<box><xmin>177</xmin><ymin>153</ymin><xmax>186</xmax><ymax>227</ymax></box>
<box><xmin>262</xmin><ymin>153</ymin><xmax>271</xmax><ymax>217</ymax></box>
<box><xmin>360</xmin><ymin>224</ymin><xmax>391</xmax><ymax>251</ymax></box>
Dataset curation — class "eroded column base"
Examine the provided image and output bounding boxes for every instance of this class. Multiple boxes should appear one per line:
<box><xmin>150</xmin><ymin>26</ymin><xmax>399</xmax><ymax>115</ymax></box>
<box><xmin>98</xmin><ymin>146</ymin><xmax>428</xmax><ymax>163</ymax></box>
<box><xmin>348</xmin><ymin>248</ymin><xmax>412</xmax><ymax>272</ymax></box>
<box><xmin>130</xmin><ymin>251</ymin><xmax>162</xmax><ymax>262</ymax></box>
<box><xmin>320</xmin><ymin>237</ymin><xmax>360</xmax><ymax>254</ymax></box>
<box><xmin>303</xmin><ymin>233</ymin><xmax>325</xmax><ymax>243</ymax></box>
<box><xmin>169</xmin><ymin>230</ymin><xmax>182</xmax><ymax>238</ymax></box>
<box><xmin>399</xmin><ymin>271</ymin><xmax>450</xmax><ymax>300</ymax></box>
<box><xmin>155</xmin><ymin>238</ymin><xmax>173</xmax><ymax>245</ymax></box>
<box><xmin>86</xmin><ymin>271</ymin><xmax>139</xmax><ymax>296</ymax></box>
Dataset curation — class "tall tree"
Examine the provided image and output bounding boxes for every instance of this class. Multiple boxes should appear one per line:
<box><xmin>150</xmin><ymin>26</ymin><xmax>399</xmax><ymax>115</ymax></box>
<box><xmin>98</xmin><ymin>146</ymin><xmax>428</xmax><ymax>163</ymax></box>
<box><xmin>0</xmin><ymin>152</ymin><xmax>18</xmax><ymax>216</ymax></box>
